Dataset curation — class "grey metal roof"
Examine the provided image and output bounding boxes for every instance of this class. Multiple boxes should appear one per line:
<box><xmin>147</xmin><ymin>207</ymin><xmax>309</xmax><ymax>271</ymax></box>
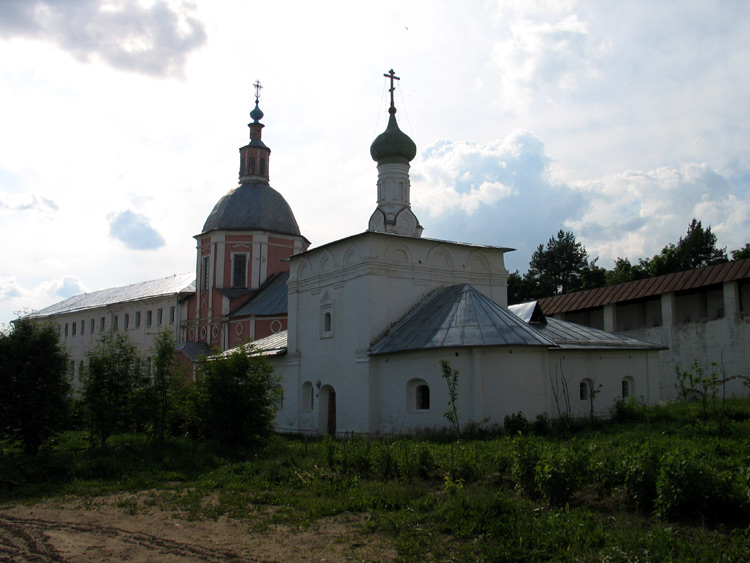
<box><xmin>218</xmin><ymin>330</ymin><xmax>288</xmax><ymax>358</ymax></box>
<box><xmin>201</xmin><ymin>182</ymin><xmax>303</xmax><ymax>237</ymax></box>
<box><xmin>531</xmin><ymin>317</ymin><xmax>663</xmax><ymax>350</ymax></box>
<box><xmin>249</xmin><ymin>330</ymin><xmax>288</xmax><ymax>356</ymax></box>
<box><xmin>176</xmin><ymin>341</ymin><xmax>212</xmax><ymax>362</ymax></box>
<box><xmin>370</xmin><ymin>284</ymin><xmax>555</xmax><ymax>355</ymax></box>
<box><xmin>32</xmin><ymin>273</ymin><xmax>196</xmax><ymax>317</ymax></box>
<box><xmin>508</xmin><ymin>302</ymin><xmax>663</xmax><ymax>350</ymax></box>
<box><xmin>231</xmin><ymin>272</ymin><xmax>290</xmax><ymax>317</ymax></box>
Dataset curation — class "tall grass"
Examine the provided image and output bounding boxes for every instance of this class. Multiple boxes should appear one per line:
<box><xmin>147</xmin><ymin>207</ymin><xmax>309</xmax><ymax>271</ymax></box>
<box><xmin>1</xmin><ymin>399</ymin><xmax>749</xmax><ymax>561</ymax></box>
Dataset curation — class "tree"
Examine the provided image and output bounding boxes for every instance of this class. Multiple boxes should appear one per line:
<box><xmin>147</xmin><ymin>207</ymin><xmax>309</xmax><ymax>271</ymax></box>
<box><xmin>144</xmin><ymin>330</ymin><xmax>179</xmax><ymax>442</ymax></box>
<box><xmin>605</xmin><ymin>257</ymin><xmax>649</xmax><ymax>286</ymax></box>
<box><xmin>731</xmin><ymin>243</ymin><xmax>750</xmax><ymax>260</ymax></box>
<box><xmin>525</xmin><ymin>230</ymin><xmax>591</xmax><ymax>297</ymax></box>
<box><xmin>441</xmin><ymin>360</ymin><xmax>460</xmax><ymax>438</ymax></box>
<box><xmin>83</xmin><ymin>332</ymin><xmax>146</xmax><ymax>446</ymax></box>
<box><xmin>0</xmin><ymin>318</ymin><xmax>70</xmax><ymax>454</ymax></box>
<box><xmin>196</xmin><ymin>344</ymin><xmax>278</xmax><ymax>447</ymax></box>
<box><xmin>642</xmin><ymin>219</ymin><xmax>727</xmax><ymax>276</ymax></box>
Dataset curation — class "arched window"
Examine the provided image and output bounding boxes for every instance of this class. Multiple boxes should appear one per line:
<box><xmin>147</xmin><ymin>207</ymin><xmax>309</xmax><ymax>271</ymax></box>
<box><xmin>416</xmin><ymin>384</ymin><xmax>430</xmax><ymax>410</ymax></box>
<box><xmin>407</xmin><ymin>379</ymin><xmax>430</xmax><ymax>413</ymax></box>
<box><xmin>622</xmin><ymin>376</ymin><xmax>634</xmax><ymax>398</ymax></box>
<box><xmin>324</xmin><ymin>311</ymin><xmax>332</xmax><ymax>332</ymax></box>
<box><xmin>580</xmin><ymin>379</ymin><xmax>591</xmax><ymax>401</ymax></box>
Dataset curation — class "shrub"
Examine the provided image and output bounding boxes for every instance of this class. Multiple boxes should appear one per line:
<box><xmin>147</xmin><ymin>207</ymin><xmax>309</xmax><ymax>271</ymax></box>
<box><xmin>531</xmin><ymin>413</ymin><xmax>551</xmax><ymax>435</ymax></box>
<box><xmin>534</xmin><ymin>443</ymin><xmax>585</xmax><ymax>505</ymax></box>
<box><xmin>510</xmin><ymin>437</ymin><xmax>540</xmax><ymax>497</ymax></box>
<box><xmin>610</xmin><ymin>396</ymin><xmax>648</xmax><ymax>423</ymax></box>
<box><xmin>622</xmin><ymin>442</ymin><xmax>662</xmax><ymax>511</ymax></box>
<box><xmin>655</xmin><ymin>450</ymin><xmax>748</xmax><ymax>521</ymax></box>
<box><xmin>504</xmin><ymin>412</ymin><xmax>530</xmax><ymax>435</ymax></box>
<box><xmin>195</xmin><ymin>344</ymin><xmax>278</xmax><ymax>448</ymax></box>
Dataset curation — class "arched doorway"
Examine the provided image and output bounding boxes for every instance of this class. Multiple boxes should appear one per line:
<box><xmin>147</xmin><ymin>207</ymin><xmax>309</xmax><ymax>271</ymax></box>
<box><xmin>318</xmin><ymin>385</ymin><xmax>336</xmax><ymax>436</ymax></box>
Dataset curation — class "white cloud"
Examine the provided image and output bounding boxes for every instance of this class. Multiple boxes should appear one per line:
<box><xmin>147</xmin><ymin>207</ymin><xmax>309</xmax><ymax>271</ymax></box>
<box><xmin>108</xmin><ymin>209</ymin><xmax>166</xmax><ymax>250</ymax></box>
<box><xmin>0</xmin><ymin>0</ymin><xmax>206</xmax><ymax>77</ymax></box>
<box><xmin>0</xmin><ymin>275</ymin><xmax>89</xmax><ymax>326</ymax></box>
<box><xmin>567</xmin><ymin>163</ymin><xmax>748</xmax><ymax>264</ymax></box>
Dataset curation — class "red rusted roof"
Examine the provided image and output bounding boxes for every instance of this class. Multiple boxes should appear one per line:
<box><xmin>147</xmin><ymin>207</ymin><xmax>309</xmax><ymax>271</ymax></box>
<box><xmin>538</xmin><ymin>259</ymin><xmax>750</xmax><ymax>314</ymax></box>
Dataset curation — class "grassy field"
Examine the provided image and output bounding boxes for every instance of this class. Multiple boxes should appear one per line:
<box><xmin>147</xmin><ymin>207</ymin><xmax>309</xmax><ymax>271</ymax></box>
<box><xmin>2</xmin><ymin>398</ymin><xmax>750</xmax><ymax>562</ymax></box>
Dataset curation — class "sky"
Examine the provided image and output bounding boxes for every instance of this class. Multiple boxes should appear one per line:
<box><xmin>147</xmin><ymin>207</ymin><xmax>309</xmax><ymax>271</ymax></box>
<box><xmin>1</xmin><ymin>0</ymin><xmax>749</xmax><ymax>327</ymax></box>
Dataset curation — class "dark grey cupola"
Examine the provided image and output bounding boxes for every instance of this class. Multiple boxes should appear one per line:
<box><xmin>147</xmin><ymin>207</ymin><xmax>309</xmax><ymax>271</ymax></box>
<box><xmin>200</xmin><ymin>82</ymin><xmax>303</xmax><ymax>237</ymax></box>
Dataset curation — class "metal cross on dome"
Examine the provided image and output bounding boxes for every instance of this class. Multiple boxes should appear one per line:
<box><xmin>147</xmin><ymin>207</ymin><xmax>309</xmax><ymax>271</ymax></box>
<box><xmin>253</xmin><ymin>80</ymin><xmax>263</xmax><ymax>103</ymax></box>
<box><xmin>384</xmin><ymin>69</ymin><xmax>400</xmax><ymax>109</ymax></box>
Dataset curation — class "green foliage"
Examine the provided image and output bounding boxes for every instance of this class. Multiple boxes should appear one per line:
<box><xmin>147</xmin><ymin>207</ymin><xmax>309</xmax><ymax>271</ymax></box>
<box><xmin>440</xmin><ymin>360</ymin><xmax>460</xmax><ymax>438</ymax></box>
<box><xmin>675</xmin><ymin>360</ymin><xmax>722</xmax><ymax>421</ymax></box>
<box><xmin>655</xmin><ymin>449</ymin><xmax>747</xmax><ymax>521</ymax></box>
<box><xmin>731</xmin><ymin>243</ymin><xmax>750</xmax><ymax>260</ymax></box>
<box><xmin>534</xmin><ymin>442</ymin><xmax>586</xmax><ymax>505</ymax></box>
<box><xmin>139</xmin><ymin>330</ymin><xmax>181</xmax><ymax>442</ymax></box>
<box><xmin>641</xmin><ymin>218</ymin><xmax>727</xmax><ymax>276</ymax></box>
<box><xmin>83</xmin><ymin>331</ymin><xmax>147</xmax><ymax>447</ymax></box>
<box><xmin>195</xmin><ymin>344</ymin><xmax>278</xmax><ymax>447</ymax></box>
<box><xmin>503</xmin><ymin>411</ymin><xmax>530</xmax><ymax>434</ymax></box>
<box><xmin>610</xmin><ymin>396</ymin><xmax>648</xmax><ymax>423</ymax></box>
<box><xmin>0</xmin><ymin>318</ymin><xmax>70</xmax><ymax>454</ymax></box>
<box><xmin>525</xmin><ymin>229</ymin><xmax>591</xmax><ymax>297</ymax></box>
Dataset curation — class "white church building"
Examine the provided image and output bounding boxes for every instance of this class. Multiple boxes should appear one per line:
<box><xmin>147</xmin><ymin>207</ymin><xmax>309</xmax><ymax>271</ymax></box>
<box><xmin>31</xmin><ymin>73</ymin><xmax>663</xmax><ymax>434</ymax></box>
<box><xmin>249</xmin><ymin>73</ymin><xmax>662</xmax><ymax>435</ymax></box>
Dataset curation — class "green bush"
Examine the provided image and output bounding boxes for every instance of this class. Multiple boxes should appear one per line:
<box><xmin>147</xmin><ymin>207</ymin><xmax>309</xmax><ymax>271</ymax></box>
<box><xmin>655</xmin><ymin>449</ymin><xmax>748</xmax><ymax>521</ymax></box>
<box><xmin>534</xmin><ymin>443</ymin><xmax>585</xmax><ymax>505</ymax></box>
<box><xmin>195</xmin><ymin>344</ymin><xmax>278</xmax><ymax>448</ymax></box>
<box><xmin>610</xmin><ymin>396</ymin><xmax>648</xmax><ymax>423</ymax></box>
<box><xmin>504</xmin><ymin>411</ymin><xmax>530</xmax><ymax>435</ymax></box>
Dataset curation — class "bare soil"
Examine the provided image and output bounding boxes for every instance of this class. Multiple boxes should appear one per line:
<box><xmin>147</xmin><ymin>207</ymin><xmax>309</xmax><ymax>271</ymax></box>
<box><xmin>0</xmin><ymin>493</ymin><xmax>397</xmax><ymax>562</ymax></box>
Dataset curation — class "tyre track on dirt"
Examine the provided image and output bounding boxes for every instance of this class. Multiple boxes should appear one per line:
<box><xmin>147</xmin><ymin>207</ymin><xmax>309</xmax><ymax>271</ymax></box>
<box><xmin>0</xmin><ymin>514</ymin><xmax>257</xmax><ymax>562</ymax></box>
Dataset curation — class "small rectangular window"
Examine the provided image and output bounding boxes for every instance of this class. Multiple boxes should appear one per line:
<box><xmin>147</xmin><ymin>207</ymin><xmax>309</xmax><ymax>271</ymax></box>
<box><xmin>260</xmin><ymin>158</ymin><xmax>266</xmax><ymax>175</ymax></box>
<box><xmin>114</xmin><ymin>315</ymin><xmax>119</xmax><ymax>330</ymax></box>
<box><xmin>232</xmin><ymin>254</ymin><xmax>247</xmax><ymax>288</ymax></box>
<box><xmin>157</xmin><ymin>308</ymin><xmax>163</xmax><ymax>325</ymax></box>
<box><xmin>64</xmin><ymin>323</ymin><xmax>69</xmax><ymax>337</ymax></box>
<box><xmin>124</xmin><ymin>313</ymin><xmax>130</xmax><ymax>330</ymax></box>
<box><xmin>90</xmin><ymin>318</ymin><xmax>95</xmax><ymax>334</ymax></box>
<box><xmin>147</xmin><ymin>310</ymin><xmax>152</xmax><ymax>327</ymax></box>
<box><xmin>247</xmin><ymin>156</ymin><xmax>255</xmax><ymax>174</ymax></box>
<box><xmin>135</xmin><ymin>311</ymin><xmax>141</xmax><ymax>328</ymax></box>
<box><xmin>100</xmin><ymin>317</ymin><xmax>105</xmax><ymax>331</ymax></box>
<box><xmin>169</xmin><ymin>306</ymin><xmax>175</xmax><ymax>325</ymax></box>
<box><xmin>72</xmin><ymin>322</ymin><xmax>77</xmax><ymax>336</ymax></box>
